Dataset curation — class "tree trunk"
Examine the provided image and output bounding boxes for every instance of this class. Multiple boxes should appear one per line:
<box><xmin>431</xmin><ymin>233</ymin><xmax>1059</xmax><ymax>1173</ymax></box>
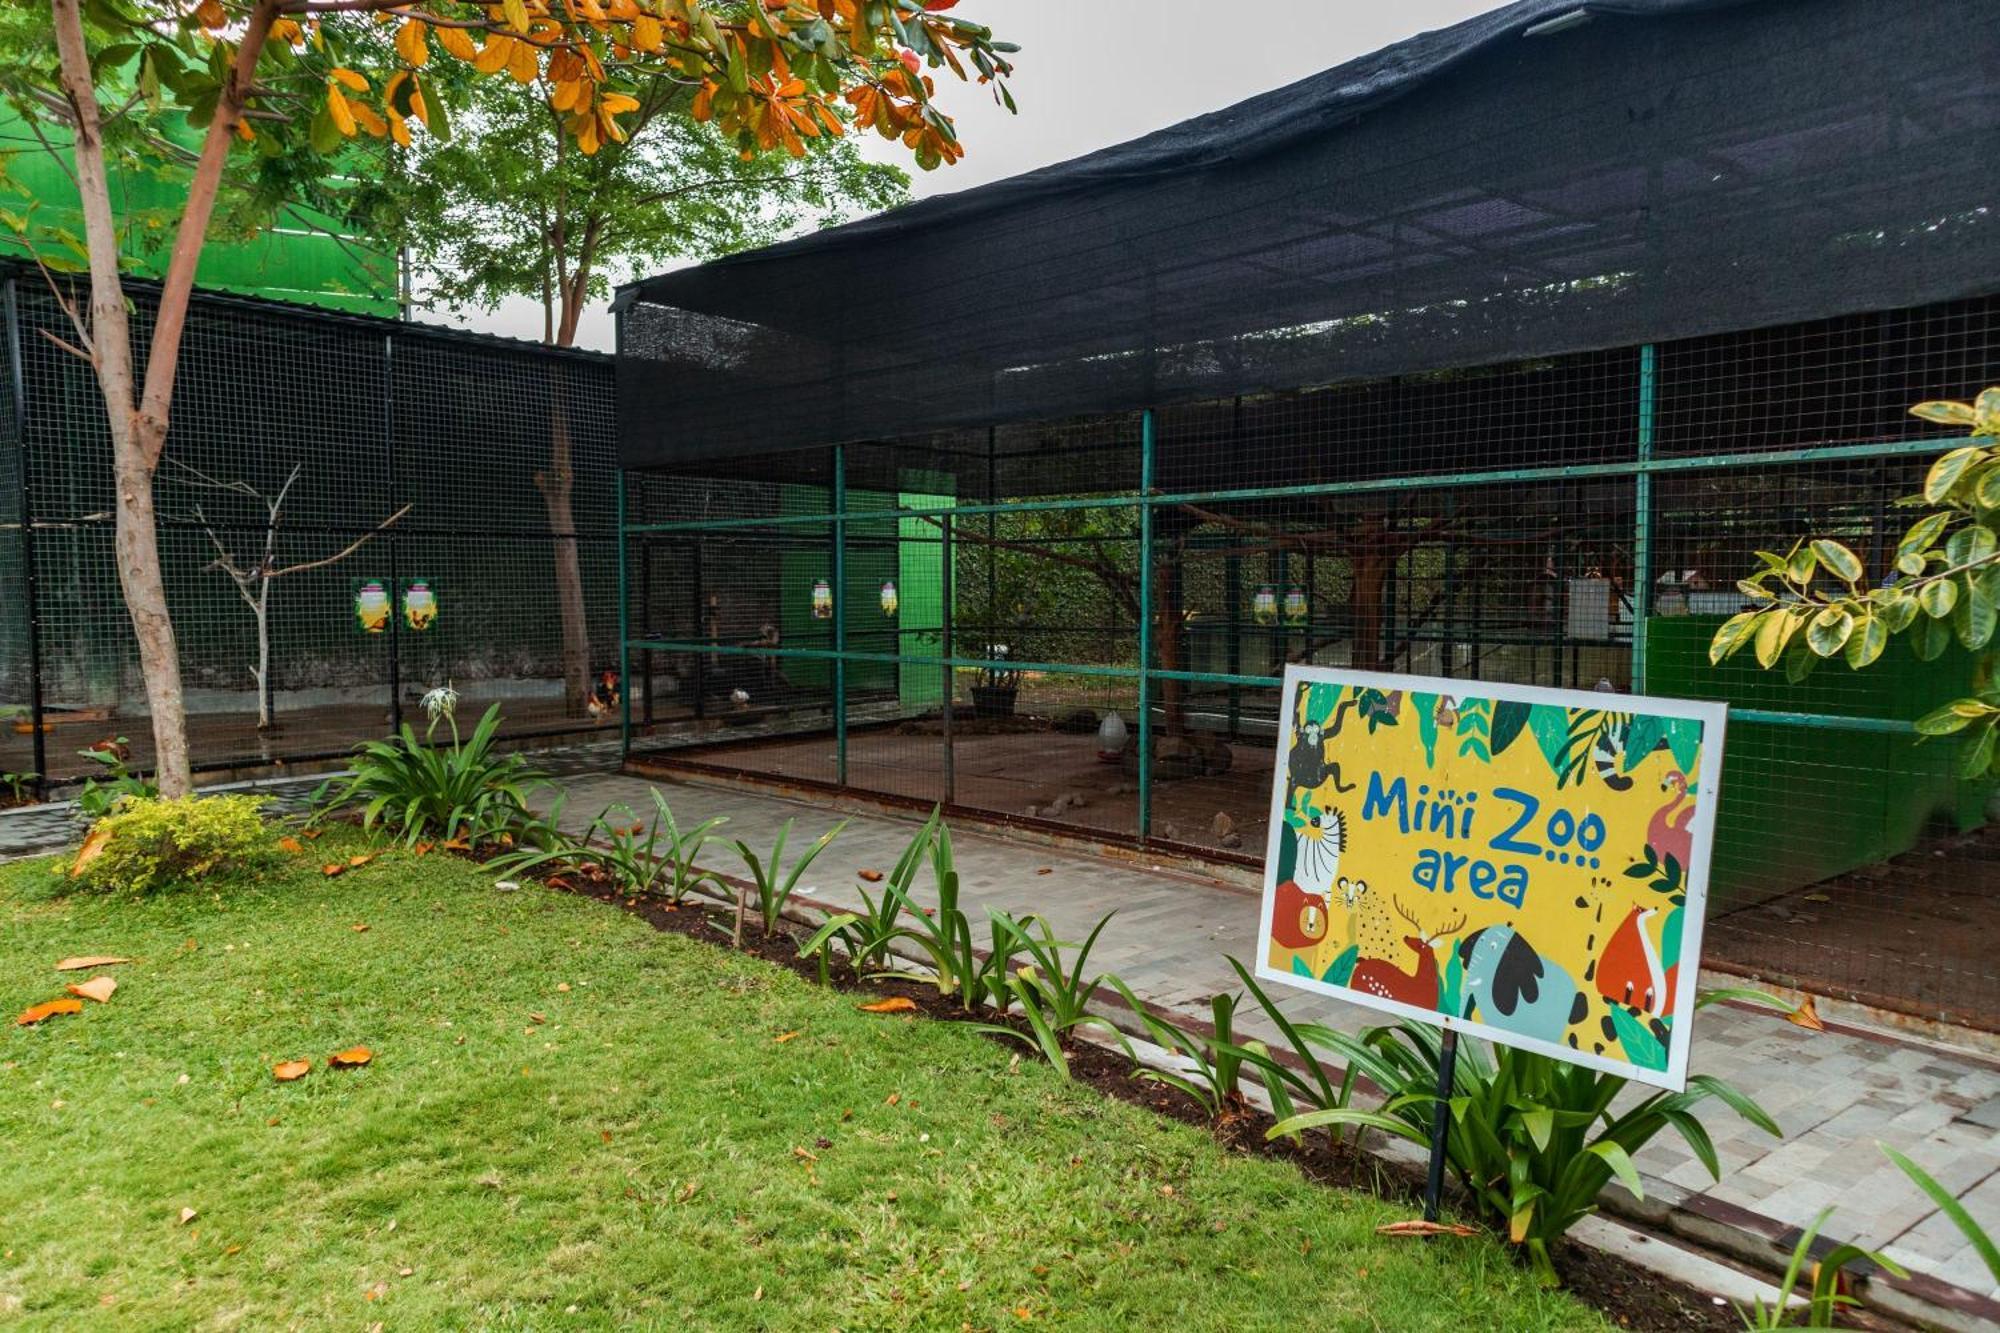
<box><xmin>115</xmin><ymin>433</ymin><xmax>194</xmax><ymax>789</ymax></box>
<box><xmin>254</xmin><ymin>581</ymin><xmax>271</xmax><ymax>729</ymax></box>
<box><xmin>538</xmin><ymin>393</ymin><xmax>593</xmax><ymax>716</ymax></box>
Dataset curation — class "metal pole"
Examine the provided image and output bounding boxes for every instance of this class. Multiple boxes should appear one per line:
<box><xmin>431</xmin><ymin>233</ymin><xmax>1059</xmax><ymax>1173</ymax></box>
<box><xmin>383</xmin><ymin>333</ymin><xmax>401</xmax><ymax>734</ymax></box>
<box><xmin>640</xmin><ymin>536</ymin><xmax>654</xmax><ymax>727</ymax></box>
<box><xmin>5</xmin><ymin>278</ymin><xmax>46</xmax><ymax>793</ymax></box>
<box><xmin>941</xmin><ymin>510</ymin><xmax>955</xmax><ymax>805</ymax></box>
<box><xmin>616</xmin><ymin>468</ymin><xmax>630</xmax><ymax>758</ymax></box>
<box><xmin>1137</xmin><ymin>410</ymin><xmax>1156</xmax><ymax>841</ymax></box>
<box><xmin>1423</xmin><ymin>1027</ymin><xmax>1460</xmax><ymax>1226</ymax></box>
<box><xmin>833</xmin><ymin>444</ymin><xmax>847</xmax><ymax>786</ymax></box>
<box><xmin>1632</xmin><ymin>344</ymin><xmax>1657</xmax><ymax>693</ymax></box>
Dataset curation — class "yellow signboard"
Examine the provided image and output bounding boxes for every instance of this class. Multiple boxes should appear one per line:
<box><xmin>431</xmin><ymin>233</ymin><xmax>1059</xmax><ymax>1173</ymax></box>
<box><xmin>1257</xmin><ymin>666</ymin><xmax>1727</xmax><ymax>1091</ymax></box>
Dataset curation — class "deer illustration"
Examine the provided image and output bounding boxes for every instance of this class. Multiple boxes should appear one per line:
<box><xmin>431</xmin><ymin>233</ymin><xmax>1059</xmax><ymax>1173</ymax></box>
<box><xmin>1349</xmin><ymin>896</ymin><xmax>1467</xmax><ymax>1009</ymax></box>
<box><xmin>1648</xmin><ymin>770</ymin><xmax>1695</xmax><ymax>872</ymax></box>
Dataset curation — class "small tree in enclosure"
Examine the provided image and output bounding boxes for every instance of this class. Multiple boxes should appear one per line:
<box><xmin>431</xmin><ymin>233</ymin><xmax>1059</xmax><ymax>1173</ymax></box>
<box><xmin>1713</xmin><ymin>388</ymin><xmax>2000</xmax><ymax>772</ymax></box>
<box><xmin>376</xmin><ymin>64</ymin><xmax>905</xmax><ymax>716</ymax></box>
<box><xmin>10</xmin><ymin>0</ymin><xmax>1017</xmax><ymax>796</ymax></box>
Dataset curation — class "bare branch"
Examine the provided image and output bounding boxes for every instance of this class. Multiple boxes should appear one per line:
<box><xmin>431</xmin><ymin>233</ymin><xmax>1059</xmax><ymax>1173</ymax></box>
<box><xmin>268</xmin><ymin>505</ymin><xmax>412</xmax><ymax>579</ymax></box>
<box><xmin>34</xmin><ymin>326</ymin><xmax>93</xmax><ymax>364</ymax></box>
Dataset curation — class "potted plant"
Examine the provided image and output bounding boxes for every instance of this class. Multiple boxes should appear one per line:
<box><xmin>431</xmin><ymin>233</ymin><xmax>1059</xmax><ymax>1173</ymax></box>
<box><xmin>971</xmin><ymin>644</ymin><xmax>1023</xmax><ymax>719</ymax></box>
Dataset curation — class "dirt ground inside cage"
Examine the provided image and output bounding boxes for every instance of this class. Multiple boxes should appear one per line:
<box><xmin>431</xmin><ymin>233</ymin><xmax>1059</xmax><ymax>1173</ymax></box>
<box><xmin>1702</xmin><ymin>819</ymin><xmax>2000</xmax><ymax>1034</ymax></box>
<box><xmin>657</xmin><ymin>723</ymin><xmax>1280</xmax><ymax>857</ymax></box>
<box><xmin>0</xmin><ymin>691</ymin><xmax>631</xmax><ymax>787</ymax></box>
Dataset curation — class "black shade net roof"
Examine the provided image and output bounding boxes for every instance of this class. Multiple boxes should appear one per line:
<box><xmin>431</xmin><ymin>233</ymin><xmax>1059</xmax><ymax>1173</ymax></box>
<box><xmin>617</xmin><ymin>0</ymin><xmax>2000</xmax><ymax>471</ymax></box>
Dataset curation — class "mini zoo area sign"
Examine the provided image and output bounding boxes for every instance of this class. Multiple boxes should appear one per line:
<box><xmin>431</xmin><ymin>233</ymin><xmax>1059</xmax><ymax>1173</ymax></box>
<box><xmin>1257</xmin><ymin>667</ymin><xmax>1727</xmax><ymax>1094</ymax></box>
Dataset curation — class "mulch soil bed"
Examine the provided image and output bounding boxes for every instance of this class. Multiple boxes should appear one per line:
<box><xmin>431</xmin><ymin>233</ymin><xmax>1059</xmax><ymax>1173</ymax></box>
<box><xmin>526</xmin><ymin>857</ymin><xmax>1759</xmax><ymax>1333</ymax></box>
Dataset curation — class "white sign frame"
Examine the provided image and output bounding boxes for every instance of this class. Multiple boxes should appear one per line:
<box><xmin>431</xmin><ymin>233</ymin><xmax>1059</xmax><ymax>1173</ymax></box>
<box><xmin>1255</xmin><ymin>664</ymin><xmax>1729</xmax><ymax>1092</ymax></box>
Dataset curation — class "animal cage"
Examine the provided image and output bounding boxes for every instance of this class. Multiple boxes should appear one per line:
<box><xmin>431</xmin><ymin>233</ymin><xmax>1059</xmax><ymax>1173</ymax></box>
<box><xmin>615</xmin><ymin>0</ymin><xmax>2000</xmax><ymax>1029</ymax></box>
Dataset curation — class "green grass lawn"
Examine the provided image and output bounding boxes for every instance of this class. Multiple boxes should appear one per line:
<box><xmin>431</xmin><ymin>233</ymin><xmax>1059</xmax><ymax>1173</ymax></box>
<box><xmin>0</xmin><ymin>832</ymin><xmax>1610</xmax><ymax>1330</ymax></box>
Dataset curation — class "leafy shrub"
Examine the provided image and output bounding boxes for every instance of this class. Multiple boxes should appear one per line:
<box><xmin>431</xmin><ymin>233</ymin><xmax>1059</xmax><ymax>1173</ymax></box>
<box><xmin>69</xmin><ymin>795</ymin><xmax>272</xmax><ymax>894</ymax></box>
<box><xmin>975</xmin><ymin>910</ymin><xmax>1127</xmax><ymax>1078</ymax></box>
<box><xmin>316</xmin><ymin>704</ymin><xmax>545</xmax><ymax>846</ymax></box>
<box><xmin>887</xmin><ymin>817</ymin><xmax>1026</xmax><ymax>1013</ymax></box>
<box><xmin>798</xmin><ymin>815</ymin><xmax>931</xmax><ymax>982</ymax></box>
<box><xmin>1272</xmin><ymin>991</ymin><xmax>1785</xmax><ymax>1283</ymax></box>
<box><xmin>74</xmin><ymin>738</ymin><xmax>156</xmax><ymax>820</ymax></box>
<box><xmin>1111</xmin><ymin>981</ymin><xmax>1262</xmax><ymax>1121</ymax></box>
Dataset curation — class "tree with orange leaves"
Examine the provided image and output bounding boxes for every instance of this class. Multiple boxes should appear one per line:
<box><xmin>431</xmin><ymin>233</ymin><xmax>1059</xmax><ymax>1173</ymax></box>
<box><xmin>14</xmin><ymin>0</ymin><xmax>1015</xmax><ymax>795</ymax></box>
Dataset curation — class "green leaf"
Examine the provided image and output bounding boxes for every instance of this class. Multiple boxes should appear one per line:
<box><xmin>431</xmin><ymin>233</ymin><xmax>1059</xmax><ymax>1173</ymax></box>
<box><xmin>1960</xmin><ymin>724</ymin><xmax>1997</xmax><ymax>779</ymax></box>
<box><xmin>1897</xmin><ymin>552</ymin><xmax>1927</xmax><ymax>578</ymax></box>
<box><xmin>1786</xmin><ymin>545</ymin><xmax>1817</xmax><ymax>585</ymax></box>
<box><xmin>1912</xmin><ymin>399</ymin><xmax>1977</xmax><ymax>427</ymax></box>
<box><xmin>1915</xmin><ymin>614</ymin><xmax>1953</xmax><ymax>661</ymax></box>
<box><xmin>1806</xmin><ymin>606</ymin><xmax>1853</xmax><ymax>657</ymax></box>
<box><xmin>1914</xmin><ymin>702</ymin><xmax>1977</xmax><ymax>736</ymax></box>
<box><xmin>1881</xmin><ymin>1144</ymin><xmax>2000</xmax><ymax>1286</ymax></box>
<box><xmin>1926</xmin><ymin>446</ymin><xmax>1984</xmax><ymax>503</ymax></box>
<box><xmin>1978</xmin><ymin>387</ymin><xmax>2000</xmax><ymax>437</ymax></box>
<box><xmin>1975</xmin><ymin>466</ymin><xmax>2000</xmax><ymax>511</ymax></box>
<box><xmin>1919</xmin><ymin>577</ymin><xmax>1959</xmax><ymax>619</ymax></box>
<box><xmin>1521</xmin><ymin>1106</ymin><xmax>1554</xmax><ymax>1153</ymax></box>
<box><xmin>1845</xmin><ymin>613</ymin><xmax>1887</xmax><ymax>669</ymax></box>
<box><xmin>1899</xmin><ymin>511</ymin><xmax>1951</xmax><ymax>556</ymax></box>
<box><xmin>1588</xmin><ymin>1141</ymin><xmax>1644</xmax><ymax>1200</ymax></box>
<box><xmin>1753</xmin><ymin>608</ymin><xmax>1800</xmax><ymax>669</ymax></box>
<box><xmin>1879</xmin><ymin>591</ymin><xmax>1921</xmax><ymax>633</ymax></box>
<box><xmin>1708</xmin><ymin>611</ymin><xmax>1759</xmax><ymax>664</ymax></box>
<box><xmin>1810</xmin><ymin>540</ymin><xmax>1862</xmax><ymax>584</ymax></box>
<box><xmin>1946</xmin><ymin>524</ymin><xmax>1998</xmax><ymax>569</ymax></box>
<box><xmin>1957</xmin><ymin>577</ymin><xmax>1997</xmax><ymax>650</ymax></box>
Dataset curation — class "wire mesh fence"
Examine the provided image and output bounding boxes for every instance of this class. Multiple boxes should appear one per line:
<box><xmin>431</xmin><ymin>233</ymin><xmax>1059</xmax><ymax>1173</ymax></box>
<box><xmin>624</xmin><ymin>293</ymin><xmax>2000</xmax><ymax>1030</ymax></box>
<box><xmin>0</xmin><ymin>263</ymin><xmax>621</xmax><ymax>792</ymax></box>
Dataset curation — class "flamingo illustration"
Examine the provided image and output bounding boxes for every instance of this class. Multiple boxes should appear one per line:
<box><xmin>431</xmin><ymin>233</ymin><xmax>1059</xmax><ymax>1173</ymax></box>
<box><xmin>1647</xmin><ymin>770</ymin><xmax>1694</xmax><ymax>871</ymax></box>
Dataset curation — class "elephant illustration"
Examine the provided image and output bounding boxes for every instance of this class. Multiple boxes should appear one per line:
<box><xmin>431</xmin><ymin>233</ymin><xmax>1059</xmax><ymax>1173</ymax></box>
<box><xmin>1457</xmin><ymin>925</ymin><xmax>1587</xmax><ymax>1046</ymax></box>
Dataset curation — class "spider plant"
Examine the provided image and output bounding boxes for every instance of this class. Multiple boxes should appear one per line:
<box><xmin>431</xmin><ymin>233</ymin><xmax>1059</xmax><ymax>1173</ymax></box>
<box><xmin>1107</xmin><ymin>981</ymin><xmax>1261</xmax><ymax>1121</ymax></box>
<box><xmin>797</xmin><ymin>813</ymin><xmax>931</xmax><ymax>983</ymax></box>
<box><xmin>887</xmin><ymin>818</ymin><xmax>1021</xmax><ymax>1012</ymax></box>
<box><xmin>1269</xmin><ymin>994</ymin><xmax>1783</xmax><ymax>1284</ymax></box>
<box><xmin>491</xmin><ymin>790</ymin><xmax>726</xmax><ymax>902</ymax></box>
<box><xmin>317</xmin><ymin>704</ymin><xmax>545</xmax><ymax>847</ymax></box>
<box><xmin>1734</xmin><ymin>1207</ymin><xmax>1905</xmax><ymax>1329</ymax></box>
<box><xmin>975</xmin><ymin>910</ymin><xmax>1128</xmax><ymax>1078</ymax></box>
<box><xmin>732</xmin><ymin>816</ymin><xmax>846</xmax><ymax>937</ymax></box>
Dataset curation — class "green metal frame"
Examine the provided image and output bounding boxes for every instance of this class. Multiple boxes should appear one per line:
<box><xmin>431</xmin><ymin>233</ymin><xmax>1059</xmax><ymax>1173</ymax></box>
<box><xmin>617</xmin><ymin>347</ymin><xmax>1936</xmax><ymax>840</ymax></box>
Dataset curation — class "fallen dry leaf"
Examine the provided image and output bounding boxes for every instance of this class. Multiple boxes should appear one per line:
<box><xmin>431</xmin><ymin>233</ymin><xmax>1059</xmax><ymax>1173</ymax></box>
<box><xmin>1376</xmin><ymin>1219</ymin><xmax>1480</xmax><ymax>1238</ymax></box>
<box><xmin>413</xmin><ymin>842</ymin><xmax>434</xmax><ymax>856</ymax></box>
<box><xmin>857</xmin><ymin>868</ymin><xmax>884</xmax><ymax>883</ymax></box>
<box><xmin>884</xmin><ymin>1092</ymin><xmax>901</xmax><ymax>1106</ymax></box>
<box><xmin>302</xmin><ymin>828</ymin><xmax>323</xmax><ymax>840</ymax></box>
<box><xmin>1786</xmin><ymin>994</ymin><xmax>1826</xmax><ymax>1032</ymax></box>
<box><xmin>66</xmin><ymin>976</ymin><xmax>117</xmax><ymax>1004</ymax></box>
<box><xmin>773</xmin><ymin>1030</ymin><xmax>801</xmax><ymax>1043</ymax></box>
<box><xmin>600</xmin><ymin>1129</ymin><xmax>612</xmax><ymax>1144</ymax></box>
<box><xmin>329</xmin><ymin>1046</ymin><xmax>373</xmax><ymax>1069</ymax></box>
<box><xmin>276</xmin><ymin>836</ymin><xmax>304</xmax><ymax>855</ymax></box>
<box><xmin>69</xmin><ymin>823</ymin><xmax>114</xmax><ymax>879</ymax></box>
<box><xmin>55</xmin><ymin>955</ymin><xmax>130</xmax><ymax>971</ymax></box>
<box><xmin>16</xmin><ymin>997</ymin><xmax>83</xmax><ymax>1026</ymax></box>
<box><xmin>556</xmin><ymin>982</ymin><xmax>571</xmax><ymax>993</ymax></box>
<box><xmin>348</xmin><ymin>854</ymin><xmax>375</xmax><ymax>868</ymax></box>
<box><xmin>529</xmin><ymin>1012</ymin><xmax>547</xmax><ymax>1025</ymax></box>
<box><xmin>1036</xmin><ymin>867</ymin><xmax>1053</xmax><ymax>876</ymax></box>
<box><xmin>858</xmin><ymin>996</ymin><xmax>918</xmax><ymax>1014</ymax></box>
<box><xmin>321</xmin><ymin>864</ymin><xmax>345</xmax><ymax>878</ymax></box>
<box><xmin>351</xmin><ymin>922</ymin><xmax>370</xmax><ymax>933</ymax></box>
<box><xmin>792</xmin><ymin>1145</ymin><xmax>819</xmax><ymax>1163</ymax></box>
<box><xmin>178</xmin><ymin>1207</ymin><xmax>198</xmax><ymax>1226</ymax></box>
<box><xmin>272</xmin><ymin>1059</ymin><xmax>312</xmax><ymax>1082</ymax></box>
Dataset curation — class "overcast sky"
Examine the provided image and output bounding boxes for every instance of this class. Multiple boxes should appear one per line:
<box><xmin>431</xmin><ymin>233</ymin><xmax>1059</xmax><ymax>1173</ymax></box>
<box><xmin>452</xmin><ymin>1</ymin><xmax>1507</xmax><ymax>350</ymax></box>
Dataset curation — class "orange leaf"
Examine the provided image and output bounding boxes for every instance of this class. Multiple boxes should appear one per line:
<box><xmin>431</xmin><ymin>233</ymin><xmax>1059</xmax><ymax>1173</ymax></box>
<box><xmin>329</xmin><ymin>1046</ymin><xmax>373</xmax><ymax>1068</ymax></box>
<box><xmin>858</xmin><ymin>997</ymin><xmax>918</xmax><ymax>1014</ymax></box>
<box><xmin>352</xmin><ymin>922</ymin><xmax>370</xmax><ymax>933</ymax></box>
<box><xmin>1785</xmin><ymin>994</ymin><xmax>1825</xmax><ymax>1032</ymax></box>
<box><xmin>303</xmin><ymin>828</ymin><xmax>324</xmax><ymax>840</ymax></box>
<box><xmin>55</xmin><ymin>955</ymin><xmax>129</xmax><ymax>971</ymax></box>
<box><xmin>69</xmin><ymin>823</ymin><xmax>113</xmax><ymax>879</ymax></box>
<box><xmin>65</xmin><ymin>976</ymin><xmax>116</xmax><ymax>1004</ymax></box>
<box><xmin>349</xmin><ymin>854</ymin><xmax>374</xmax><ymax>868</ymax></box>
<box><xmin>322</xmin><ymin>864</ymin><xmax>346</xmax><ymax>877</ymax></box>
<box><xmin>272</xmin><ymin>1059</ymin><xmax>312</xmax><ymax>1082</ymax></box>
<box><xmin>277</xmin><ymin>836</ymin><xmax>304</xmax><ymax>854</ymax></box>
<box><xmin>1376</xmin><ymin>1219</ymin><xmax>1480</xmax><ymax>1238</ymax></box>
<box><xmin>177</xmin><ymin>1207</ymin><xmax>198</xmax><ymax>1226</ymax></box>
<box><xmin>413</xmin><ymin>842</ymin><xmax>434</xmax><ymax>856</ymax></box>
<box><xmin>16</xmin><ymin>997</ymin><xmax>83</xmax><ymax>1026</ymax></box>
<box><xmin>773</xmin><ymin>1030</ymin><xmax>801</xmax><ymax>1043</ymax></box>
<box><xmin>857</xmin><ymin>868</ymin><xmax>884</xmax><ymax>883</ymax></box>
